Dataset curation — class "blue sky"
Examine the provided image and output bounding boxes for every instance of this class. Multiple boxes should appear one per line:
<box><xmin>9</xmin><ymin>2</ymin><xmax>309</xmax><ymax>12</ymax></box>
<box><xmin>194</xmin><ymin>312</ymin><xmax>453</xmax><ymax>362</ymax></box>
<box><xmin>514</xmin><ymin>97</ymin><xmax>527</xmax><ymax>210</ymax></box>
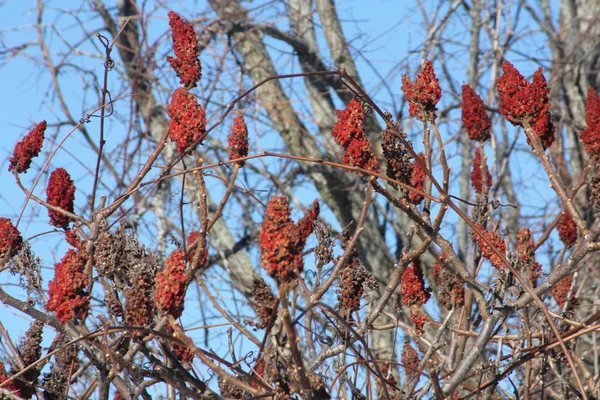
<box><xmin>0</xmin><ymin>0</ymin><xmax>425</xmax><ymax>271</ymax></box>
<box><xmin>0</xmin><ymin>0</ymin><xmax>564</xmax><ymax>395</ymax></box>
<box><xmin>0</xmin><ymin>0</ymin><xmax>425</xmax><ymax>374</ymax></box>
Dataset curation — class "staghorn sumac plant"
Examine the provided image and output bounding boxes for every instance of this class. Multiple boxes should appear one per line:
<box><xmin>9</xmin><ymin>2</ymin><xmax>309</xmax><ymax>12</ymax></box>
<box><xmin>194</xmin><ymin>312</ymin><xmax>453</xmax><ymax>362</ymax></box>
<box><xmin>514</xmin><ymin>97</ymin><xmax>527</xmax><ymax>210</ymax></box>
<box><xmin>2</xmin><ymin>2</ymin><xmax>600</xmax><ymax>400</ymax></box>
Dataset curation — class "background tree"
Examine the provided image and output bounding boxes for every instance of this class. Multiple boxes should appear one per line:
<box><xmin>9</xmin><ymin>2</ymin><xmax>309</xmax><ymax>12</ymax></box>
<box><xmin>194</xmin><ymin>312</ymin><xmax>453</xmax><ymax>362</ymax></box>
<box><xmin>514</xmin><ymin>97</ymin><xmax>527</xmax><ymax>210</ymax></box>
<box><xmin>1</xmin><ymin>0</ymin><xmax>600</xmax><ymax>399</ymax></box>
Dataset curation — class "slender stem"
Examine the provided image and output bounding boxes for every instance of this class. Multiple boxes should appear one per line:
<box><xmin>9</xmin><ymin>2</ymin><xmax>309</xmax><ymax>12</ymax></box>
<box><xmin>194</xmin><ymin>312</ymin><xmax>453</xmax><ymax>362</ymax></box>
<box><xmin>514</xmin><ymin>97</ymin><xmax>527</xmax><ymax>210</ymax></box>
<box><xmin>522</xmin><ymin>120</ymin><xmax>589</xmax><ymax>237</ymax></box>
<box><xmin>207</xmin><ymin>165</ymin><xmax>239</xmax><ymax>232</ymax></box>
<box><xmin>309</xmin><ymin>185</ymin><xmax>373</xmax><ymax>305</ymax></box>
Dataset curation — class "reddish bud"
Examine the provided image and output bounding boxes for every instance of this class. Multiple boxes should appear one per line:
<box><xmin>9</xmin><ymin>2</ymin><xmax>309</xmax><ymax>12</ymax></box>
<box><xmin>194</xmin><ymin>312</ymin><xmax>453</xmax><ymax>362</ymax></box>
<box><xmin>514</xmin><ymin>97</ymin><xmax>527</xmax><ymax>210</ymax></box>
<box><xmin>186</xmin><ymin>230</ymin><xmax>207</xmax><ymax>265</ymax></box>
<box><xmin>296</xmin><ymin>200</ymin><xmax>319</xmax><ymax>247</ymax></box>
<box><xmin>530</xmin><ymin>100</ymin><xmax>555</xmax><ymax>150</ymax></box>
<box><xmin>552</xmin><ymin>275</ymin><xmax>576</xmax><ymax>310</ymax></box>
<box><xmin>46</xmin><ymin>168</ymin><xmax>76</xmax><ymax>229</ymax></box>
<box><xmin>166</xmin><ymin>11</ymin><xmax>201</xmax><ymax>88</ymax></box>
<box><xmin>401</xmin><ymin>341</ymin><xmax>420</xmax><ymax>377</ymax></box>
<box><xmin>557</xmin><ymin>212</ymin><xmax>577</xmax><ymax>247</ymax></box>
<box><xmin>331</xmin><ymin>99</ymin><xmax>379</xmax><ymax>173</ymax></box>
<box><xmin>65</xmin><ymin>228</ymin><xmax>82</xmax><ymax>248</ymax></box>
<box><xmin>228</xmin><ymin>111</ymin><xmax>249</xmax><ymax>166</ymax></box>
<box><xmin>167</xmin><ymin>323</ymin><xmax>194</xmax><ymax>366</ymax></box>
<box><xmin>585</xmin><ymin>86</ymin><xmax>600</xmax><ymax>127</ymax></box>
<box><xmin>473</xmin><ymin>224</ymin><xmax>506</xmax><ymax>269</ymax></box>
<box><xmin>259</xmin><ymin>196</ymin><xmax>319</xmax><ymax>283</ymax></box>
<box><xmin>9</xmin><ymin>121</ymin><xmax>46</xmax><ymax>174</ymax></box>
<box><xmin>408</xmin><ymin>153</ymin><xmax>426</xmax><ymax>204</ymax></box>
<box><xmin>167</xmin><ymin>87</ymin><xmax>207</xmax><ymax>154</ymax></box>
<box><xmin>124</xmin><ymin>275</ymin><xmax>155</xmax><ymax>332</ymax></box>
<box><xmin>461</xmin><ymin>85</ymin><xmax>491</xmax><ymax>141</ymax></box>
<box><xmin>45</xmin><ymin>249</ymin><xmax>90</xmax><ymax>322</ymax></box>
<box><xmin>155</xmin><ymin>249</ymin><xmax>189</xmax><ymax>318</ymax></box>
<box><xmin>187</xmin><ymin>231</ymin><xmax>199</xmax><ymax>247</ymax></box>
<box><xmin>497</xmin><ymin>62</ymin><xmax>536</xmax><ymax>122</ymax></box>
<box><xmin>250</xmin><ymin>357</ymin><xmax>265</xmax><ymax>390</ymax></box>
<box><xmin>471</xmin><ymin>148</ymin><xmax>492</xmax><ymax>194</ymax></box>
<box><xmin>401</xmin><ymin>260</ymin><xmax>430</xmax><ymax>307</ymax></box>
<box><xmin>580</xmin><ymin>87</ymin><xmax>600</xmax><ymax>156</ymax></box>
<box><xmin>497</xmin><ymin>62</ymin><xmax>555</xmax><ymax>149</ymax></box>
<box><xmin>580</xmin><ymin>128</ymin><xmax>600</xmax><ymax>157</ymax></box>
<box><xmin>0</xmin><ymin>361</ymin><xmax>20</xmax><ymax>396</ymax></box>
<box><xmin>0</xmin><ymin>218</ymin><xmax>23</xmax><ymax>259</ymax></box>
<box><xmin>401</xmin><ymin>60</ymin><xmax>442</xmax><ymax>121</ymax></box>
<box><xmin>259</xmin><ymin>196</ymin><xmax>297</xmax><ymax>281</ymax></box>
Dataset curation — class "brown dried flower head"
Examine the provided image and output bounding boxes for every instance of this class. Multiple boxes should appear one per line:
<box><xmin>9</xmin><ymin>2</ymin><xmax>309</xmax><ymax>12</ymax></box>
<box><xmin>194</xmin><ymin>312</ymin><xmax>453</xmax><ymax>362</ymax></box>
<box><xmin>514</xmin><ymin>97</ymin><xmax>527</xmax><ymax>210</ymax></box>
<box><xmin>315</xmin><ymin>221</ymin><xmax>334</xmax><ymax>269</ymax></box>
<box><xmin>94</xmin><ymin>225</ymin><xmax>126</xmax><ymax>279</ymax></box>
<box><xmin>10</xmin><ymin>320</ymin><xmax>44</xmax><ymax>399</ymax></box>
<box><xmin>119</xmin><ymin>233</ymin><xmax>160</xmax><ymax>333</ymax></box>
<box><xmin>42</xmin><ymin>335</ymin><xmax>78</xmax><ymax>399</ymax></box>
<box><xmin>381</xmin><ymin>112</ymin><xmax>413</xmax><ymax>189</ymax></box>
<box><xmin>432</xmin><ymin>260</ymin><xmax>465</xmax><ymax>310</ymax></box>
<box><xmin>517</xmin><ymin>228</ymin><xmax>542</xmax><ymax>286</ymax></box>
<box><xmin>336</xmin><ymin>234</ymin><xmax>377</xmax><ymax>319</ymax></box>
<box><xmin>219</xmin><ymin>376</ymin><xmax>245</xmax><ymax>399</ymax></box>
<box><xmin>246</xmin><ymin>276</ymin><xmax>276</xmax><ymax>329</ymax></box>
<box><xmin>592</xmin><ymin>163</ymin><xmax>600</xmax><ymax>213</ymax></box>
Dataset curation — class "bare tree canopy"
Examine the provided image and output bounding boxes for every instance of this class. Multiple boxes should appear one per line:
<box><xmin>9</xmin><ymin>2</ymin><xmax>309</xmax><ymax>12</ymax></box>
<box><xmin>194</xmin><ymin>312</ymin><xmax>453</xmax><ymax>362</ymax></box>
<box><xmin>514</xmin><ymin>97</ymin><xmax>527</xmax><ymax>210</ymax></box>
<box><xmin>1</xmin><ymin>0</ymin><xmax>600</xmax><ymax>399</ymax></box>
